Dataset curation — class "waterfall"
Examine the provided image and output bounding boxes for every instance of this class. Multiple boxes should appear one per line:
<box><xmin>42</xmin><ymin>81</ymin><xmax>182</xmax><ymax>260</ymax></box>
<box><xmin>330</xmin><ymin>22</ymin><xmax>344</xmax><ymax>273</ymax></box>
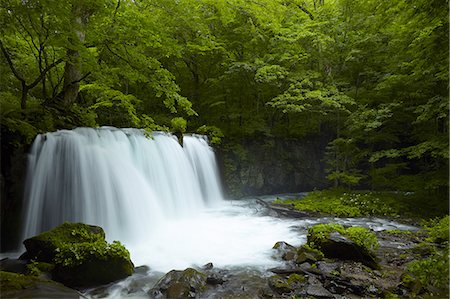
<box><xmin>21</xmin><ymin>127</ymin><xmax>224</xmax><ymax>246</ymax></box>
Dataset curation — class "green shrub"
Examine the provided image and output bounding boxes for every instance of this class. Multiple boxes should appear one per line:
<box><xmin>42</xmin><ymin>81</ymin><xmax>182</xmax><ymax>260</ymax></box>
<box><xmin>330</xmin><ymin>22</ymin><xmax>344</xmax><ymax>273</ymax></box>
<box><xmin>171</xmin><ymin>117</ymin><xmax>187</xmax><ymax>133</ymax></box>
<box><xmin>423</xmin><ymin>216</ymin><xmax>449</xmax><ymax>244</ymax></box>
<box><xmin>403</xmin><ymin>250</ymin><xmax>449</xmax><ymax>294</ymax></box>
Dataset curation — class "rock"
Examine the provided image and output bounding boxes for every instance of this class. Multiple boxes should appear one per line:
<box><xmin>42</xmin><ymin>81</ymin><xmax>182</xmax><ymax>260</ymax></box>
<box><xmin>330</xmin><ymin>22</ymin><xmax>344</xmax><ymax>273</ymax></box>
<box><xmin>306</xmin><ymin>284</ymin><xmax>334</xmax><ymax>298</ymax></box>
<box><xmin>317</xmin><ymin>261</ymin><xmax>340</xmax><ymax>276</ymax></box>
<box><xmin>0</xmin><ymin>271</ymin><xmax>85</xmax><ymax>298</ymax></box>
<box><xmin>296</xmin><ymin>245</ymin><xmax>324</xmax><ymax>264</ymax></box>
<box><xmin>150</xmin><ymin>268</ymin><xmax>206</xmax><ymax>298</ymax></box>
<box><xmin>0</xmin><ymin>258</ymin><xmax>28</xmax><ymax>274</ymax></box>
<box><xmin>22</xmin><ymin>222</ymin><xmax>133</xmax><ymax>288</ymax></box>
<box><xmin>268</xmin><ymin>275</ymin><xmax>292</xmax><ymax>294</ymax></box>
<box><xmin>202</xmin><ymin>262</ymin><xmax>214</xmax><ymax>270</ymax></box>
<box><xmin>206</xmin><ymin>273</ymin><xmax>225</xmax><ymax>285</ymax></box>
<box><xmin>272</xmin><ymin>241</ymin><xmax>297</xmax><ymax>261</ymax></box>
<box><xmin>23</xmin><ymin>222</ymin><xmax>105</xmax><ymax>263</ymax></box>
<box><xmin>312</xmin><ymin>231</ymin><xmax>378</xmax><ymax>269</ymax></box>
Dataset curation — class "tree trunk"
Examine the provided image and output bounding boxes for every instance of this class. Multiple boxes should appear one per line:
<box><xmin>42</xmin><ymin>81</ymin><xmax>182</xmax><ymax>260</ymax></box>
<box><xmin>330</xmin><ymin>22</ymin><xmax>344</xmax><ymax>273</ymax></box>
<box><xmin>62</xmin><ymin>4</ymin><xmax>89</xmax><ymax>107</ymax></box>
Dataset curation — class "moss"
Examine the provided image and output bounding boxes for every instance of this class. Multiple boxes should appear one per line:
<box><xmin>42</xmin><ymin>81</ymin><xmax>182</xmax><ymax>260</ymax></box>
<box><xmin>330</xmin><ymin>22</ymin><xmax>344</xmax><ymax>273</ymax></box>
<box><xmin>345</xmin><ymin>226</ymin><xmax>380</xmax><ymax>252</ymax></box>
<box><xmin>296</xmin><ymin>244</ymin><xmax>324</xmax><ymax>263</ymax></box>
<box><xmin>307</xmin><ymin>223</ymin><xmax>345</xmax><ymax>248</ymax></box>
<box><xmin>0</xmin><ymin>271</ymin><xmax>37</xmax><ymax>291</ymax></box>
<box><xmin>24</xmin><ymin>222</ymin><xmax>134</xmax><ymax>287</ymax></box>
<box><xmin>30</xmin><ymin>222</ymin><xmax>105</xmax><ymax>246</ymax></box>
<box><xmin>384</xmin><ymin>229</ymin><xmax>413</xmax><ymax>235</ymax></box>
<box><xmin>54</xmin><ymin>240</ymin><xmax>130</xmax><ymax>267</ymax></box>
<box><xmin>268</xmin><ymin>275</ymin><xmax>291</xmax><ymax>293</ymax></box>
<box><xmin>286</xmin><ymin>273</ymin><xmax>305</xmax><ymax>284</ymax></box>
<box><xmin>307</xmin><ymin>223</ymin><xmax>379</xmax><ymax>256</ymax></box>
<box><xmin>26</xmin><ymin>261</ymin><xmax>54</xmax><ymax>276</ymax></box>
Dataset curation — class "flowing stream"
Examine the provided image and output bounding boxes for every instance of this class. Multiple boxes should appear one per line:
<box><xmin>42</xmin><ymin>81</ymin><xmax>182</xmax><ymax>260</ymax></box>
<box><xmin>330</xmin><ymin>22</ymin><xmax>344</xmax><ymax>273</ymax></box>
<box><xmin>20</xmin><ymin>127</ymin><xmax>416</xmax><ymax>298</ymax></box>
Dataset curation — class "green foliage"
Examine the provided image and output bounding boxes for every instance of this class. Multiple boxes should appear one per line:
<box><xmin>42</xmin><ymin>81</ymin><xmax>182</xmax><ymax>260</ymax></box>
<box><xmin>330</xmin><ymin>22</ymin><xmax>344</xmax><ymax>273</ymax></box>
<box><xmin>422</xmin><ymin>216</ymin><xmax>449</xmax><ymax>244</ymax></box>
<box><xmin>403</xmin><ymin>250</ymin><xmax>449</xmax><ymax>295</ymax></box>
<box><xmin>1</xmin><ymin>0</ymin><xmax>448</xmax><ymax>196</ymax></box>
<box><xmin>170</xmin><ymin>117</ymin><xmax>187</xmax><ymax>133</ymax></box>
<box><xmin>196</xmin><ymin>125</ymin><xmax>224</xmax><ymax>145</ymax></box>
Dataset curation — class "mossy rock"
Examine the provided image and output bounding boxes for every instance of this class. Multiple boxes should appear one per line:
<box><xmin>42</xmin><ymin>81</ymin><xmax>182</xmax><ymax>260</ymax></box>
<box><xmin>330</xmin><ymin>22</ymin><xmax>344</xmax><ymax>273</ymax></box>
<box><xmin>307</xmin><ymin>223</ymin><xmax>379</xmax><ymax>269</ymax></box>
<box><xmin>0</xmin><ymin>271</ymin><xmax>82</xmax><ymax>298</ymax></box>
<box><xmin>23</xmin><ymin>222</ymin><xmax>105</xmax><ymax>263</ymax></box>
<box><xmin>296</xmin><ymin>244</ymin><xmax>324</xmax><ymax>264</ymax></box>
<box><xmin>268</xmin><ymin>273</ymin><xmax>305</xmax><ymax>294</ymax></box>
<box><xmin>151</xmin><ymin>268</ymin><xmax>207</xmax><ymax>298</ymax></box>
<box><xmin>22</xmin><ymin>222</ymin><xmax>133</xmax><ymax>288</ymax></box>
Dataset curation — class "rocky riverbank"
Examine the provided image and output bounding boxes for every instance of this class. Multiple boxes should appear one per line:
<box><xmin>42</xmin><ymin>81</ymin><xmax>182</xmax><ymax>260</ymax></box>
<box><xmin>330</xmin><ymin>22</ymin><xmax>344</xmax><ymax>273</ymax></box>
<box><xmin>1</xmin><ymin>206</ymin><xmax>448</xmax><ymax>298</ymax></box>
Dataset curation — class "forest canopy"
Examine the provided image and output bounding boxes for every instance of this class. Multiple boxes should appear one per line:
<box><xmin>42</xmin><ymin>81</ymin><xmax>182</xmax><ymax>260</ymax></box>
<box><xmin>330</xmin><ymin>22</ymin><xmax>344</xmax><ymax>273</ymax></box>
<box><xmin>0</xmin><ymin>0</ymin><xmax>448</xmax><ymax>195</ymax></box>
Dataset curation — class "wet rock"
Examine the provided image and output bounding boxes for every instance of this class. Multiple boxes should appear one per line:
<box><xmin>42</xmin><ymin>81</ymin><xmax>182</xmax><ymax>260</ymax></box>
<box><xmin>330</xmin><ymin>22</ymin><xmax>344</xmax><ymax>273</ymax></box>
<box><xmin>150</xmin><ymin>268</ymin><xmax>206</xmax><ymax>298</ymax></box>
<box><xmin>272</xmin><ymin>241</ymin><xmax>297</xmax><ymax>261</ymax></box>
<box><xmin>0</xmin><ymin>258</ymin><xmax>28</xmax><ymax>274</ymax></box>
<box><xmin>206</xmin><ymin>273</ymin><xmax>225</xmax><ymax>285</ymax></box>
<box><xmin>323</xmin><ymin>280</ymin><xmax>347</xmax><ymax>294</ymax></box>
<box><xmin>306</xmin><ymin>284</ymin><xmax>334</xmax><ymax>298</ymax></box>
<box><xmin>268</xmin><ymin>275</ymin><xmax>292</xmax><ymax>294</ymax></box>
<box><xmin>296</xmin><ymin>245</ymin><xmax>324</xmax><ymax>264</ymax></box>
<box><xmin>319</xmin><ymin>232</ymin><xmax>378</xmax><ymax>269</ymax></box>
<box><xmin>0</xmin><ymin>271</ymin><xmax>85</xmax><ymax>298</ymax></box>
<box><xmin>317</xmin><ymin>261</ymin><xmax>340</xmax><ymax>276</ymax></box>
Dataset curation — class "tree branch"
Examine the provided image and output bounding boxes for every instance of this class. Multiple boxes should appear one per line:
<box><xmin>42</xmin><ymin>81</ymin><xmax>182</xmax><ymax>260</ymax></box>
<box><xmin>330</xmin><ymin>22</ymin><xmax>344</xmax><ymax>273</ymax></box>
<box><xmin>0</xmin><ymin>39</ymin><xmax>25</xmax><ymax>83</ymax></box>
<box><xmin>283</xmin><ymin>1</ymin><xmax>315</xmax><ymax>20</ymax></box>
<box><xmin>28</xmin><ymin>57</ymin><xmax>64</xmax><ymax>89</ymax></box>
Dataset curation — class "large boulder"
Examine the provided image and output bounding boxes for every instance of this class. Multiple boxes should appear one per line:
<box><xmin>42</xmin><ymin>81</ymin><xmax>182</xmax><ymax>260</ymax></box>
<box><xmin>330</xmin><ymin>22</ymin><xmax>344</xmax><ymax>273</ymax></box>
<box><xmin>22</xmin><ymin>222</ymin><xmax>133</xmax><ymax>287</ymax></box>
<box><xmin>150</xmin><ymin>268</ymin><xmax>207</xmax><ymax>298</ymax></box>
<box><xmin>307</xmin><ymin>224</ymin><xmax>379</xmax><ymax>269</ymax></box>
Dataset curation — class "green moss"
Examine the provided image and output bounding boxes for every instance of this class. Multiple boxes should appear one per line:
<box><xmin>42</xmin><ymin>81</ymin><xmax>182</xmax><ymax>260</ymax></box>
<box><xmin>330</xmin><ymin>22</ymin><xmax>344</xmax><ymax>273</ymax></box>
<box><xmin>307</xmin><ymin>223</ymin><xmax>379</xmax><ymax>255</ymax></box>
<box><xmin>30</xmin><ymin>222</ymin><xmax>105</xmax><ymax>248</ymax></box>
<box><xmin>384</xmin><ymin>229</ymin><xmax>413</xmax><ymax>235</ymax></box>
<box><xmin>0</xmin><ymin>271</ymin><xmax>37</xmax><ymax>291</ymax></box>
<box><xmin>307</xmin><ymin>223</ymin><xmax>345</xmax><ymax>247</ymax></box>
<box><xmin>26</xmin><ymin>261</ymin><xmax>54</xmax><ymax>276</ymax></box>
<box><xmin>286</xmin><ymin>273</ymin><xmax>305</xmax><ymax>284</ymax></box>
<box><xmin>345</xmin><ymin>226</ymin><xmax>380</xmax><ymax>252</ymax></box>
<box><xmin>297</xmin><ymin>244</ymin><xmax>325</xmax><ymax>260</ymax></box>
<box><xmin>54</xmin><ymin>240</ymin><xmax>130</xmax><ymax>267</ymax></box>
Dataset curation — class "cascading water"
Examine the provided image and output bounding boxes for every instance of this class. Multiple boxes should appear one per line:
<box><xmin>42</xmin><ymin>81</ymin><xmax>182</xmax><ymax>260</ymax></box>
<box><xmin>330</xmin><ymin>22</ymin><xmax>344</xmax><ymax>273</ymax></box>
<box><xmin>22</xmin><ymin>127</ymin><xmax>223</xmax><ymax>248</ymax></box>
<box><xmin>20</xmin><ymin>126</ymin><xmax>417</xmax><ymax>280</ymax></box>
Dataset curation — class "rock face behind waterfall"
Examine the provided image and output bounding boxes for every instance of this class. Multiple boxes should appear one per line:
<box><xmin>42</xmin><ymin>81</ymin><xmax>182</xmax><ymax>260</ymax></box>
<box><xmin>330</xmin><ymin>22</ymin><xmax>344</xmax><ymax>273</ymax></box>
<box><xmin>22</xmin><ymin>222</ymin><xmax>134</xmax><ymax>288</ymax></box>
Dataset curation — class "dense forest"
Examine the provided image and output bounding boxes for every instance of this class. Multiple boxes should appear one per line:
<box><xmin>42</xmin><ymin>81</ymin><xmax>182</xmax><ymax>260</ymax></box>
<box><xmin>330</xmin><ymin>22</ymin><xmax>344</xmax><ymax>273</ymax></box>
<box><xmin>1</xmin><ymin>0</ymin><xmax>448</xmax><ymax>194</ymax></box>
<box><xmin>1</xmin><ymin>1</ymin><xmax>449</xmax><ymax>298</ymax></box>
